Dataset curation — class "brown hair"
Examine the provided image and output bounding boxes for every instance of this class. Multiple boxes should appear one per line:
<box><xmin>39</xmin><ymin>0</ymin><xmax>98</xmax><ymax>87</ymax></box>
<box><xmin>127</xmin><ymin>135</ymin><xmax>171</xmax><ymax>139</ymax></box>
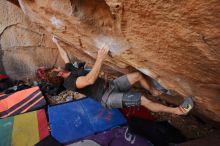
<box><xmin>45</xmin><ymin>68</ymin><xmax>64</xmax><ymax>86</ymax></box>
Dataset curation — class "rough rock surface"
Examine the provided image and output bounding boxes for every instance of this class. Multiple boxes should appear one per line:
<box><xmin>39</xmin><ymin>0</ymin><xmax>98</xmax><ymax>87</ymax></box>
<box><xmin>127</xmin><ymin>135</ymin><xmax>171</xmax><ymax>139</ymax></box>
<box><xmin>0</xmin><ymin>0</ymin><xmax>66</xmax><ymax>79</ymax></box>
<box><xmin>2</xmin><ymin>0</ymin><xmax>220</xmax><ymax>122</ymax></box>
<box><xmin>0</xmin><ymin>0</ymin><xmax>121</xmax><ymax>79</ymax></box>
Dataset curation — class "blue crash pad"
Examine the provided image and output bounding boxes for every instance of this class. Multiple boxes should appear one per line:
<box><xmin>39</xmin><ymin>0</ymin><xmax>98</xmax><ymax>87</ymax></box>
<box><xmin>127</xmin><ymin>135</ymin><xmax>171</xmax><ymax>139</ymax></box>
<box><xmin>48</xmin><ymin>98</ymin><xmax>127</xmax><ymax>144</ymax></box>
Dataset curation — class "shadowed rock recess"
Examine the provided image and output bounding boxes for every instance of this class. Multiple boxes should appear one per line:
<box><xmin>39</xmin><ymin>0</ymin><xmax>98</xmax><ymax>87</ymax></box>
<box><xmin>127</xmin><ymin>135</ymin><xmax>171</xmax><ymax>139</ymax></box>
<box><xmin>1</xmin><ymin>0</ymin><xmax>220</xmax><ymax>122</ymax></box>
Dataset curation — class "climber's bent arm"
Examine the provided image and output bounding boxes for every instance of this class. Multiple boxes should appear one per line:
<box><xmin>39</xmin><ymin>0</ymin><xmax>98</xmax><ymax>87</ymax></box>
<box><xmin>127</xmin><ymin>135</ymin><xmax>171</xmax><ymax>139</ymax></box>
<box><xmin>76</xmin><ymin>47</ymin><xmax>109</xmax><ymax>89</ymax></box>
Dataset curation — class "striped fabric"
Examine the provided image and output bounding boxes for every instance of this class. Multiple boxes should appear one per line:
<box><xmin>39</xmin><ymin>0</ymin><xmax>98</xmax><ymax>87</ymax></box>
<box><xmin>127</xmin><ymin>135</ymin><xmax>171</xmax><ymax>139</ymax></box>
<box><xmin>0</xmin><ymin>109</ymin><xmax>49</xmax><ymax>146</ymax></box>
<box><xmin>0</xmin><ymin>87</ymin><xmax>46</xmax><ymax>118</ymax></box>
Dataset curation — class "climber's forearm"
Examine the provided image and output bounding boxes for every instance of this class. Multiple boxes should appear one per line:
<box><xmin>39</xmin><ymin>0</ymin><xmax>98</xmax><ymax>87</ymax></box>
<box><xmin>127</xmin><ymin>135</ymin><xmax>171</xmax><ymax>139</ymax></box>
<box><xmin>75</xmin><ymin>58</ymin><xmax>103</xmax><ymax>88</ymax></box>
<box><xmin>86</xmin><ymin>58</ymin><xmax>103</xmax><ymax>84</ymax></box>
<box><xmin>76</xmin><ymin>47</ymin><xmax>109</xmax><ymax>89</ymax></box>
<box><xmin>55</xmin><ymin>42</ymin><xmax>70</xmax><ymax>64</ymax></box>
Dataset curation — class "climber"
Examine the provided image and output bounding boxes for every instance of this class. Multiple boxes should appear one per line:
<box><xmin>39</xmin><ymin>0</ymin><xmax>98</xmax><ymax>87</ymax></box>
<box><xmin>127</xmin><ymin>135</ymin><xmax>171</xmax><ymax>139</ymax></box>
<box><xmin>49</xmin><ymin>36</ymin><xmax>193</xmax><ymax>115</ymax></box>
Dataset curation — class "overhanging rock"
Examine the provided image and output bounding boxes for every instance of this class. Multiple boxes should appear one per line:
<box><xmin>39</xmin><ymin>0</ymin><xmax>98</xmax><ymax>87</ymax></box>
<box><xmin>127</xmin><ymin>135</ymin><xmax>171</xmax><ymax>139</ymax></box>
<box><xmin>9</xmin><ymin>0</ymin><xmax>220</xmax><ymax>122</ymax></box>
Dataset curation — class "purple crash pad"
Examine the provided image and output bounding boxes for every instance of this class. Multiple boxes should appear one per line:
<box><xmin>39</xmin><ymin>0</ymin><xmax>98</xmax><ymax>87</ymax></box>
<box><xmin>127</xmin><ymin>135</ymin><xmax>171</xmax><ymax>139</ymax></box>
<box><xmin>87</xmin><ymin>126</ymin><xmax>153</xmax><ymax>146</ymax></box>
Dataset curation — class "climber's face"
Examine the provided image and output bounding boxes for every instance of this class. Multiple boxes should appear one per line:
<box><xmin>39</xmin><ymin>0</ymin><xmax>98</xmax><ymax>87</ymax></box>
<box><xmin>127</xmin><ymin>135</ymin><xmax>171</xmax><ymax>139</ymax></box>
<box><xmin>51</xmin><ymin>67</ymin><xmax>71</xmax><ymax>79</ymax></box>
<box><xmin>51</xmin><ymin>67</ymin><xmax>64</xmax><ymax>77</ymax></box>
<box><xmin>57</xmin><ymin>71</ymin><xmax>64</xmax><ymax>77</ymax></box>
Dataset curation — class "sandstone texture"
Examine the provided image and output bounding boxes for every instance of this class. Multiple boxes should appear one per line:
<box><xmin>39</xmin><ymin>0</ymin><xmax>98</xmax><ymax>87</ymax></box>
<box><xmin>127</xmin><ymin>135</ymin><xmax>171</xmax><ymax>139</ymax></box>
<box><xmin>1</xmin><ymin>0</ymin><xmax>220</xmax><ymax>122</ymax></box>
<box><xmin>0</xmin><ymin>1</ymin><xmax>66</xmax><ymax>79</ymax></box>
<box><xmin>0</xmin><ymin>0</ymin><xmax>118</xmax><ymax>79</ymax></box>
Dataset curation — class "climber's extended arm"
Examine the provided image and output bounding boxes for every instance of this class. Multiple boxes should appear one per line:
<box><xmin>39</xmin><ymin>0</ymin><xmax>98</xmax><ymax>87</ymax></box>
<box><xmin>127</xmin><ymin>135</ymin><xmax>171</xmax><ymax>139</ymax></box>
<box><xmin>52</xmin><ymin>36</ymin><xmax>70</xmax><ymax>64</ymax></box>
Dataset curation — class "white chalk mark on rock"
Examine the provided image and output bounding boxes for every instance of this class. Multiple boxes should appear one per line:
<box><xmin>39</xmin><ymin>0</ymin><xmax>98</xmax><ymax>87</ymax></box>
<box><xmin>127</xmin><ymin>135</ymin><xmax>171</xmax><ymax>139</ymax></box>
<box><xmin>50</xmin><ymin>16</ymin><xmax>64</xmax><ymax>29</ymax></box>
<box><xmin>175</xmin><ymin>77</ymin><xmax>193</xmax><ymax>95</ymax></box>
<box><xmin>95</xmin><ymin>35</ymin><xmax>130</xmax><ymax>55</ymax></box>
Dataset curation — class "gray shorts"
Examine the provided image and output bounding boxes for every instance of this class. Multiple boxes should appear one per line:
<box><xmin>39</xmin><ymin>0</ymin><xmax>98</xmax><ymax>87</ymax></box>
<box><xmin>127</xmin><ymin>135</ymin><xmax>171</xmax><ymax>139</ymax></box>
<box><xmin>101</xmin><ymin>75</ymin><xmax>141</xmax><ymax>108</ymax></box>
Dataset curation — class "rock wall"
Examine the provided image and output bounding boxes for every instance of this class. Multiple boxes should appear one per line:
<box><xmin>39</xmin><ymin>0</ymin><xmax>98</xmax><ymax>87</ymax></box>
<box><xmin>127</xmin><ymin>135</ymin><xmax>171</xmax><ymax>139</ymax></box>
<box><xmin>2</xmin><ymin>0</ymin><xmax>220</xmax><ymax>122</ymax></box>
<box><xmin>0</xmin><ymin>0</ymin><xmax>121</xmax><ymax>80</ymax></box>
<box><xmin>0</xmin><ymin>1</ymin><xmax>65</xmax><ymax>79</ymax></box>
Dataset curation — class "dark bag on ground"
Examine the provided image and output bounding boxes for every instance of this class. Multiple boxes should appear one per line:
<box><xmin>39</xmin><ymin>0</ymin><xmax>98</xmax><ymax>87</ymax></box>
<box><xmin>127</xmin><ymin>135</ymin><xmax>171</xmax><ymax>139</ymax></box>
<box><xmin>1</xmin><ymin>80</ymin><xmax>31</xmax><ymax>94</ymax></box>
<box><xmin>128</xmin><ymin>118</ymin><xmax>186</xmax><ymax>146</ymax></box>
<box><xmin>39</xmin><ymin>83</ymin><xmax>65</xmax><ymax>97</ymax></box>
<box><xmin>0</xmin><ymin>74</ymin><xmax>13</xmax><ymax>92</ymax></box>
<box><xmin>39</xmin><ymin>83</ymin><xmax>66</xmax><ymax>104</ymax></box>
<box><xmin>4</xmin><ymin>84</ymin><xmax>31</xmax><ymax>94</ymax></box>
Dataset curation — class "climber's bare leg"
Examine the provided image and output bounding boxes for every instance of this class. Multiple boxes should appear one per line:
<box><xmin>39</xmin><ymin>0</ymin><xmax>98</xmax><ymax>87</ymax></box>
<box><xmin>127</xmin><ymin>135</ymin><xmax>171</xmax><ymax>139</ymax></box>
<box><xmin>126</xmin><ymin>72</ymin><xmax>162</xmax><ymax>96</ymax></box>
<box><xmin>140</xmin><ymin>96</ymin><xmax>183</xmax><ymax>115</ymax></box>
